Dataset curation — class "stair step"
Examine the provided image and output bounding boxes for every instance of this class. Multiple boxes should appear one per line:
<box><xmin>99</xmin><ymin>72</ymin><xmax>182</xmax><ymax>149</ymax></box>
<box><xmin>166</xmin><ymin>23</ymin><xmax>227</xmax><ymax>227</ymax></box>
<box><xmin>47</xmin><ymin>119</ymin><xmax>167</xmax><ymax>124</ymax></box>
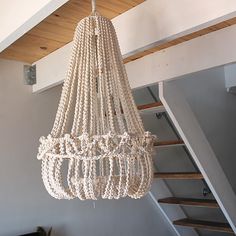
<box><xmin>137</xmin><ymin>101</ymin><xmax>165</xmax><ymax>114</ymax></box>
<box><xmin>173</xmin><ymin>218</ymin><xmax>234</xmax><ymax>234</ymax></box>
<box><xmin>137</xmin><ymin>101</ymin><xmax>162</xmax><ymax>110</ymax></box>
<box><xmin>154</xmin><ymin>172</ymin><xmax>203</xmax><ymax>179</ymax></box>
<box><xmin>154</xmin><ymin>140</ymin><xmax>184</xmax><ymax>147</ymax></box>
<box><xmin>158</xmin><ymin>197</ymin><xmax>218</xmax><ymax>208</ymax></box>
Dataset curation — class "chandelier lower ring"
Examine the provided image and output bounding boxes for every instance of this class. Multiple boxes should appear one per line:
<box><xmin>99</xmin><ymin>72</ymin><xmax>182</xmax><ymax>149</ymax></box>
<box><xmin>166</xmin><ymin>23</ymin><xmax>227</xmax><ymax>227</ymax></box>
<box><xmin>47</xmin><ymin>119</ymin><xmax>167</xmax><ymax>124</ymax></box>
<box><xmin>39</xmin><ymin>132</ymin><xmax>154</xmax><ymax>200</ymax></box>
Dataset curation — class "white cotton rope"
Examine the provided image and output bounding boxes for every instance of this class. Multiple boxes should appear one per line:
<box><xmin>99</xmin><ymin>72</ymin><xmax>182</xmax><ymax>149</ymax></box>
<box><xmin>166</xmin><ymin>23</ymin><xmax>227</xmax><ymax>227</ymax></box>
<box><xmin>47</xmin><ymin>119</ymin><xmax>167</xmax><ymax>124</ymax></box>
<box><xmin>37</xmin><ymin>11</ymin><xmax>156</xmax><ymax>200</ymax></box>
<box><xmin>91</xmin><ymin>0</ymin><xmax>96</xmax><ymax>12</ymax></box>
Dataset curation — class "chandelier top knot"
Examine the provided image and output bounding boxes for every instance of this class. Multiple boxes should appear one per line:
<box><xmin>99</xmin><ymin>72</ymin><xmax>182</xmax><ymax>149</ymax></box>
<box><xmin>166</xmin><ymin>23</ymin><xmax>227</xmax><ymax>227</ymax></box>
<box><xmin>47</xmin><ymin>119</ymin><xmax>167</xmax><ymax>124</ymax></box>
<box><xmin>37</xmin><ymin>2</ymin><xmax>155</xmax><ymax>200</ymax></box>
<box><xmin>91</xmin><ymin>0</ymin><xmax>96</xmax><ymax>13</ymax></box>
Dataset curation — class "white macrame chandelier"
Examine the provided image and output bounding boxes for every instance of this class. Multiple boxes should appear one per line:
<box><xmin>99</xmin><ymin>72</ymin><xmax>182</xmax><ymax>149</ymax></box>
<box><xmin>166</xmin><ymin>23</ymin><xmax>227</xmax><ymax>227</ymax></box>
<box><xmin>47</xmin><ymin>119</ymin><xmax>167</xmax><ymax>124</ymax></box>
<box><xmin>37</xmin><ymin>0</ymin><xmax>155</xmax><ymax>200</ymax></box>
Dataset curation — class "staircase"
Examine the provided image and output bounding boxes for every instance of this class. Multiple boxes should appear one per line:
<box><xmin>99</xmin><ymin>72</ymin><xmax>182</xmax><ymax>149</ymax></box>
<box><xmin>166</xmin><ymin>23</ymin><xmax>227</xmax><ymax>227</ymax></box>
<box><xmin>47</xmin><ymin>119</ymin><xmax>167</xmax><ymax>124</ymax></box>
<box><xmin>135</xmin><ymin>88</ymin><xmax>235</xmax><ymax>235</ymax></box>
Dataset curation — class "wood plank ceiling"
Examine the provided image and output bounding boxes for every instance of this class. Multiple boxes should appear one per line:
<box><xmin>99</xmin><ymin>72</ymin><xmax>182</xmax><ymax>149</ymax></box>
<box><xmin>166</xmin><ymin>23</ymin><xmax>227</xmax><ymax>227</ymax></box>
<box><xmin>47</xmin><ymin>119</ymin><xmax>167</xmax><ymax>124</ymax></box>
<box><xmin>1</xmin><ymin>0</ymin><xmax>236</xmax><ymax>65</ymax></box>
<box><xmin>0</xmin><ymin>0</ymin><xmax>144</xmax><ymax>63</ymax></box>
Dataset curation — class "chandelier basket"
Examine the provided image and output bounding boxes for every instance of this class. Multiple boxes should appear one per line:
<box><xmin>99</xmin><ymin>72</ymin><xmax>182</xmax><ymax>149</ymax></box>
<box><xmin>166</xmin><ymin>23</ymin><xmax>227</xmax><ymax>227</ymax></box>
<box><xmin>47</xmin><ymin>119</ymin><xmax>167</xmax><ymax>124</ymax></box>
<box><xmin>37</xmin><ymin>11</ymin><xmax>155</xmax><ymax>200</ymax></box>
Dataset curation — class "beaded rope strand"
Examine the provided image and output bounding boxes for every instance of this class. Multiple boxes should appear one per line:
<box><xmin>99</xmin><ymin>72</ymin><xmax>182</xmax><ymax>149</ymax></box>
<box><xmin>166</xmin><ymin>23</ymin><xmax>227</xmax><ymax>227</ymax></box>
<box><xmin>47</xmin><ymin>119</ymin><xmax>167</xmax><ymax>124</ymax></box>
<box><xmin>37</xmin><ymin>11</ymin><xmax>155</xmax><ymax>200</ymax></box>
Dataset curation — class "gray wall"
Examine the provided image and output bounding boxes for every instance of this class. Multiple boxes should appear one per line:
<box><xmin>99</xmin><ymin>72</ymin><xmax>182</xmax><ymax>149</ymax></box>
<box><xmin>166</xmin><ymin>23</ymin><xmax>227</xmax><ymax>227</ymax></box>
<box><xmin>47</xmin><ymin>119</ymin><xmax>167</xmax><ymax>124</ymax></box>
<box><xmin>133</xmin><ymin>67</ymin><xmax>236</xmax><ymax>236</ymax></box>
<box><xmin>133</xmin><ymin>66</ymin><xmax>236</xmax><ymax>195</ymax></box>
<box><xmin>172</xmin><ymin>67</ymin><xmax>236</xmax><ymax>194</ymax></box>
<box><xmin>0</xmin><ymin>59</ymin><xmax>176</xmax><ymax>236</ymax></box>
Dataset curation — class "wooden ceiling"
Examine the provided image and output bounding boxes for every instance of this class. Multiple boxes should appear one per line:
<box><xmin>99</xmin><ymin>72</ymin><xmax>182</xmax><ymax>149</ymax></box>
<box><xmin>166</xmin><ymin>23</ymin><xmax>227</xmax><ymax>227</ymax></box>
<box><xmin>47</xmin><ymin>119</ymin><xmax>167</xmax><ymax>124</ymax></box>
<box><xmin>1</xmin><ymin>0</ymin><xmax>236</xmax><ymax>65</ymax></box>
<box><xmin>0</xmin><ymin>0</ymin><xmax>144</xmax><ymax>63</ymax></box>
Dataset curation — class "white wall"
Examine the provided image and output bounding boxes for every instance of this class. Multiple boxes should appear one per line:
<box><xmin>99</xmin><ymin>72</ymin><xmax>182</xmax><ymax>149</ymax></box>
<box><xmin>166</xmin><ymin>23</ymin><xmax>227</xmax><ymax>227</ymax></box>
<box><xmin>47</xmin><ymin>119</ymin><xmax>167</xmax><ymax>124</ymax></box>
<box><xmin>113</xmin><ymin>0</ymin><xmax>236</xmax><ymax>56</ymax></box>
<box><xmin>224</xmin><ymin>63</ymin><xmax>236</xmax><ymax>91</ymax></box>
<box><xmin>0</xmin><ymin>59</ymin><xmax>177</xmax><ymax>236</ymax></box>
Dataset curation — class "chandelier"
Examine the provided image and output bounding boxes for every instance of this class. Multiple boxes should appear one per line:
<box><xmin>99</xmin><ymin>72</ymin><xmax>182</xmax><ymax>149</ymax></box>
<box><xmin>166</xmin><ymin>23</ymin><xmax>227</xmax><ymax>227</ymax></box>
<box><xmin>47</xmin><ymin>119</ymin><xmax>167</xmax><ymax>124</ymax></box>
<box><xmin>37</xmin><ymin>0</ymin><xmax>155</xmax><ymax>200</ymax></box>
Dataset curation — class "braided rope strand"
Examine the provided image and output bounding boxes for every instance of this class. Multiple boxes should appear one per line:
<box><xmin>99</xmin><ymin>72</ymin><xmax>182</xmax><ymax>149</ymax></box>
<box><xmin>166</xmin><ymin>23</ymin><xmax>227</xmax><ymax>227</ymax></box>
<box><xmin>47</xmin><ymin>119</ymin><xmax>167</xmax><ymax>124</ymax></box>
<box><xmin>38</xmin><ymin>14</ymin><xmax>155</xmax><ymax>200</ymax></box>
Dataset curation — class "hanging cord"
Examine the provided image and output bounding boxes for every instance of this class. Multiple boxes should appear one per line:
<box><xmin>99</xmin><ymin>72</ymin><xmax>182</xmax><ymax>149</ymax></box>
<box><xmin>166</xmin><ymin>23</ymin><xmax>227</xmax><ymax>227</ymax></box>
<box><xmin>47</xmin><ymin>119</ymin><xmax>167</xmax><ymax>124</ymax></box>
<box><xmin>91</xmin><ymin>0</ymin><xmax>96</xmax><ymax>13</ymax></box>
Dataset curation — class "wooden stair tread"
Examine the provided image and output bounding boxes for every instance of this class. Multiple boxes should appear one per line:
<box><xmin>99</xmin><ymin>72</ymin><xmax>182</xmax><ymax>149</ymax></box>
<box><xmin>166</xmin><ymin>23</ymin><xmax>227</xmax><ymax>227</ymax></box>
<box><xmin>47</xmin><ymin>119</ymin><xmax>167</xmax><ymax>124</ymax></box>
<box><xmin>173</xmin><ymin>218</ymin><xmax>234</xmax><ymax>233</ymax></box>
<box><xmin>137</xmin><ymin>103</ymin><xmax>183</xmax><ymax>147</ymax></box>
<box><xmin>158</xmin><ymin>197</ymin><xmax>218</xmax><ymax>208</ymax></box>
<box><xmin>116</xmin><ymin>102</ymin><xmax>164</xmax><ymax>116</ymax></box>
<box><xmin>137</xmin><ymin>101</ymin><xmax>165</xmax><ymax>115</ymax></box>
<box><xmin>137</xmin><ymin>101</ymin><xmax>162</xmax><ymax>110</ymax></box>
<box><xmin>154</xmin><ymin>140</ymin><xmax>184</xmax><ymax>147</ymax></box>
<box><xmin>154</xmin><ymin>172</ymin><xmax>203</xmax><ymax>179</ymax></box>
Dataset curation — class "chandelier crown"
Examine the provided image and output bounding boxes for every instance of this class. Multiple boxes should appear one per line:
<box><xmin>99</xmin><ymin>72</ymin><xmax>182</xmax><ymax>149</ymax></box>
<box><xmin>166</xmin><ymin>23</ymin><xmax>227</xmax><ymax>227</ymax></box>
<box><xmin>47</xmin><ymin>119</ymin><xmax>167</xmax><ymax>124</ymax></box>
<box><xmin>37</xmin><ymin>12</ymin><xmax>155</xmax><ymax>200</ymax></box>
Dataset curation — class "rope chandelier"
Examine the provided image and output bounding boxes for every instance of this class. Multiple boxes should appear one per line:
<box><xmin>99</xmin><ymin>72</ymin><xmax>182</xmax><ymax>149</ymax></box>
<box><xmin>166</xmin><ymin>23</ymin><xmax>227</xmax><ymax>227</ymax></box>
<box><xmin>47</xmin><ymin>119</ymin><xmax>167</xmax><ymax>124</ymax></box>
<box><xmin>37</xmin><ymin>0</ymin><xmax>155</xmax><ymax>200</ymax></box>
